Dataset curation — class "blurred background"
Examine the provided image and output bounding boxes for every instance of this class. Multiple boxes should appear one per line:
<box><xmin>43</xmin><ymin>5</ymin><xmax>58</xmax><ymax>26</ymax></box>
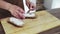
<box><xmin>37</xmin><ymin>0</ymin><xmax>60</xmax><ymax>10</ymax></box>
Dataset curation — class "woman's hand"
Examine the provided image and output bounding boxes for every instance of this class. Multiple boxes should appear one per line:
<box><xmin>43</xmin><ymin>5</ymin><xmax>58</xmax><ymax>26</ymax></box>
<box><xmin>0</xmin><ymin>0</ymin><xmax>25</xmax><ymax>19</ymax></box>
<box><xmin>8</xmin><ymin>5</ymin><xmax>25</xmax><ymax>19</ymax></box>
<box><xmin>26</xmin><ymin>0</ymin><xmax>36</xmax><ymax>10</ymax></box>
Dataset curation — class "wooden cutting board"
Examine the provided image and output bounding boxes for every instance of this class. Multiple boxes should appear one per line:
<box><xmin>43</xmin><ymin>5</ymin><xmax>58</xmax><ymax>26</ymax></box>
<box><xmin>1</xmin><ymin>11</ymin><xmax>60</xmax><ymax>34</ymax></box>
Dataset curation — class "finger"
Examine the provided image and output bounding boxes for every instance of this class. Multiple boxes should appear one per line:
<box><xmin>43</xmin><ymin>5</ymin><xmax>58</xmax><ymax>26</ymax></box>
<box><xmin>29</xmin><ymin>3</ymin><xmax>35</xmax><ymax>10</ymax></box>
<box><xmin>16</xmin><ymin>11</ymin><xmax>24</xmax><ymax>18</ymax></box>
<box><xmin>16</xmin><ymin>11</ymin><xmax>25</xmax><ymax>19</ymax></box>
<box><xmin>17</xmin><ymin>7</ymin><xmax>24</xmax><ymax>13</ymax></box>
<box><xmin>18</xmin><ymin>13</ymin><xmax>25</xmax><ymax>19</ymax></box>
<box><xmin>13</xmin><ymin>12</ymin><xmax>20</xmax><ymax>19</ymax></box>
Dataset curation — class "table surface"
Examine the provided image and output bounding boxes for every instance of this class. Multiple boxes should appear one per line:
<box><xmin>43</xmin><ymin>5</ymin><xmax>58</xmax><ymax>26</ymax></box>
<box><xmin>0</xmin><ymin>8</ymin><xmax>60</xmax><ymax>34</ymax></box>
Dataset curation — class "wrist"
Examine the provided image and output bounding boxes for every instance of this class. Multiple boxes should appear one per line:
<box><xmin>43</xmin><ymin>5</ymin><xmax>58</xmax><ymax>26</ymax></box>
<box><xmin>5</xmin><ymin>3</ymin><xmax>13</xmax><ymax>11</ymax></box>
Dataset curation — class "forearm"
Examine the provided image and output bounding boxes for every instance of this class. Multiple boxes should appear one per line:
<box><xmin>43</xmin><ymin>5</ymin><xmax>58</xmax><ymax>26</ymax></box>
<box><xmin>0</xmin><ymin>0</ymin><xmax>12</xmax><ymax>11</ymax></box>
